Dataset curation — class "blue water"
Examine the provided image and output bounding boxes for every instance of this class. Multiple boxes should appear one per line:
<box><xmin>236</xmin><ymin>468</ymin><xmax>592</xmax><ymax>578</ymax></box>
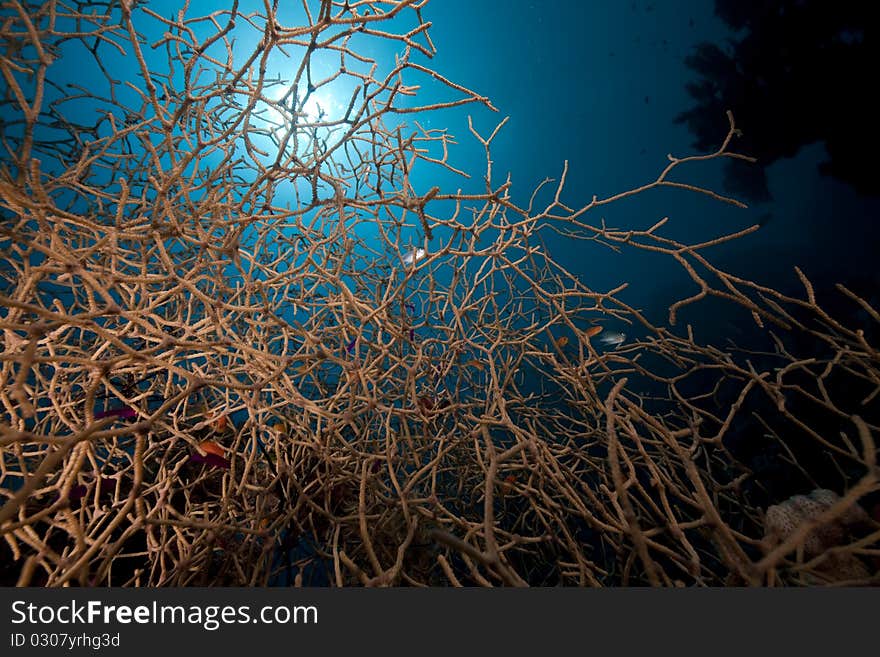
<box><xmin>22</xmin><ymin>0</ymin><xmax>878</xmax><ymax>325</ymax></box>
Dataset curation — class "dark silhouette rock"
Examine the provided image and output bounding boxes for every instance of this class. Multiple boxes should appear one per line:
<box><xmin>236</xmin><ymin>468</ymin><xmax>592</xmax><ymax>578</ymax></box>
<box><xmin>676</xmin><ymin>1</ymin><xmax>878</xmax><ymax>201</ymax></box>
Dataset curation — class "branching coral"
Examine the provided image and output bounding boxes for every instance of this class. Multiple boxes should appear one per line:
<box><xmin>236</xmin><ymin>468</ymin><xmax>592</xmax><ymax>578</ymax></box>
<box><xmin>0</xmin><ymin>0</ymin><xmax>878</xmax><ymax>587</ymax></box>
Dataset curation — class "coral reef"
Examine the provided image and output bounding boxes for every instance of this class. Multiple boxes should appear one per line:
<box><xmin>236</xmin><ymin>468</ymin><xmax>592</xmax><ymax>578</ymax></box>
<box><xmin>0</xmin><ymin>0</ymin><xmax>878</xmax><ymax>587</ymax></box>
<box><xmin>764</xmin><ymin>489</ymin><xmax>874</xmax><ymax>584</ymax></box>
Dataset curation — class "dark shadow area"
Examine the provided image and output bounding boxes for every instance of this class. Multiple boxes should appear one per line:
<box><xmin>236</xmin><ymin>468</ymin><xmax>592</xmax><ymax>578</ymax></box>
<box><xmin>676</xmin><ymin>0</ymin><xmax>878</xmax><ymax>202</ymax></box>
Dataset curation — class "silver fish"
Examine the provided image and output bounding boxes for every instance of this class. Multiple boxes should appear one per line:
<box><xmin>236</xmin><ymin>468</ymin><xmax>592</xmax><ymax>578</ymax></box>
<box><xmin>597</xmin><ymin>331</ymin><xmax>626</xmax><ymax>348</ymax></box>
<box><xmin>402</xmin><ymin>247</ymin><xmax>427</xmax><ymax>266</ymax></box>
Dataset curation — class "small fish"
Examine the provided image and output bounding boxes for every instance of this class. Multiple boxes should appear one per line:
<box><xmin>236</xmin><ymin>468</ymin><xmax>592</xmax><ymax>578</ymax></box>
<box><xmin>409</xmin><ymin>328</ymin><xmax>415</xmax><ymax>341</ymax></box>
<box><xmin>198</xmin><ymin>440</ymin><xmax>225</xmax><ymax>458</ymax></box>
<box><xmin>498</xmin><ymin>474</ymin><xmax>517</xmax><ymax>498</ymax></box>
<box><xmin>463</xmin><ymin>359</ymin><xmax>484</xmax><ymax>370</ymax></box>
<box><xmin>188</xmin><ymin>451</ymin><xmax>230</xmax><ymax>469</ymax></box>
<box><xmin>583</xmin><ymin>326</ymin><xmax>604</xmax><ymax>340</ymax></box>
<box><xmin>555</xmin><ymin>336</ymin><xmax>569</xmax><ymax>348</ymax></box>
<box><xmin>404</xmin><ymin>302</ymin><xmax>416</xmax><ymax>313</ymax></box>
<box><xmin>597</xmin><ymin>331</ymin><xmax>626</xmax><ymax>348</ymax></box>
<box><xmin>67</xmin><ymin>484</ymin><xmax>88</xmax><ymax>502</ymax></box>
<box><xmin>346</xmin><ymin>338</ymin><xmax>357</xmax><ymax>354</ymax></box>
<box><xmin>402</xmin><ymin>247</ymin><xmax>426</xmax><ymax>266</ymax></box>
<box><xmin>67</xmin><ymin>478</ymin><xmax>116</xmax><ymax>504</ymax></box>
<box><xmin>418</xmin><ymin>395</ymin><xmax>450</xmax><ymax>412</ymax></box>
<box><xmin>94</xmin><ymin>407</ymin><xmax>137</xmax><ymax>420</ymax></box>
<box><xmin>211</xmin><ymin>414</ymin><xmax>228</xmax><ymax>432</ymax></box>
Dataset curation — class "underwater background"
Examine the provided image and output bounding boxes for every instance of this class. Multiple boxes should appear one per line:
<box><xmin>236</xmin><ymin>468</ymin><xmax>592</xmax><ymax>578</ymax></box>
<box><xmin>430</xmin><ymin>0</ymin><xmax>880</xmax><ymax>326</ymax></box>
<box><xmin>1</xmin><ymin>0</ymin><xmax>878</xmax><ymax>587</ymax></box>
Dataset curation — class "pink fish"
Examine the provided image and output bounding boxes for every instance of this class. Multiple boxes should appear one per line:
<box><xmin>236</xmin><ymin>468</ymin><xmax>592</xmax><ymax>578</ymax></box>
<box><xmin>94</xmin><ymin>407</ymin><xmax>137</xmax><ymax>419</ymax></box>
<box><xmin>188</xmin><ymin>451</ymin><xmax>230</xmax><ymax>469</ymax></box>
<box><xmin>66</xmin><ymin>478</ymin><xmax>116</xmax><ymax>506</ymax></box>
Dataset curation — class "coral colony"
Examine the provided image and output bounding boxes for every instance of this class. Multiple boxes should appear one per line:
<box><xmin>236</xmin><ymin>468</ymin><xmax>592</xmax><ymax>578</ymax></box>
<box><xmin>0</xmin><ymin>1</ymin><xmax>877</xmax><ymax>587</ymax></box>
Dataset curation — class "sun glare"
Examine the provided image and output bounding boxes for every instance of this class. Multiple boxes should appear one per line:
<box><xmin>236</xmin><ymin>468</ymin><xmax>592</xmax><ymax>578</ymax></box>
<box><xmin>262</xmin><ymin>85</ymin><xmax>343</xmax><ymax>138</ymax></box>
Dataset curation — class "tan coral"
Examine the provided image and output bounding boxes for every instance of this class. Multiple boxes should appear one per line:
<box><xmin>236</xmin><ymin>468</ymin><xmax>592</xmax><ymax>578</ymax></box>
<box><xmin>763</xmin><ymin>488</ymin><xmax>868</xmax><ymax>558</ymax></box>
<box><xmin>806</xmin><ymin>553</ymin><xmax>871</xmax><ymax>585</ymax></box>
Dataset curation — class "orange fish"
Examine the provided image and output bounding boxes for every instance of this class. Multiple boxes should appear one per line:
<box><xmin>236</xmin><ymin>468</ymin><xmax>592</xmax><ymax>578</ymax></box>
<box><xmin>198</xmin><ymin>440</ymin><xmax>225</xmax><ymax>457</ymax></box>
<box><xmin>189</xmin><ymin>439</ymin><xmax>230</xmax><ymax>469</ymax></box>
<box><xmin>584</xmin><ymin>326</ymin><xmax>604</xmax><ymax>339</ymax></box>
<box><xmin>498</xmin><ymin>474</ymin><xmax>517</xmax><ymax>498</ymax></box>
<box><xmin>463</xmin><ymin>359</ymin><xmax>484</xmax><ymax>370</ymax></box>
<box><xmin>211</xmin><ymin>414</ymin><xmax>228</xmax><ymax>432</ymax></box>
<box><xmin>555</xmin><ymin>336</ymin><xmax>569</xmax><ymax>348</ymax></box>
